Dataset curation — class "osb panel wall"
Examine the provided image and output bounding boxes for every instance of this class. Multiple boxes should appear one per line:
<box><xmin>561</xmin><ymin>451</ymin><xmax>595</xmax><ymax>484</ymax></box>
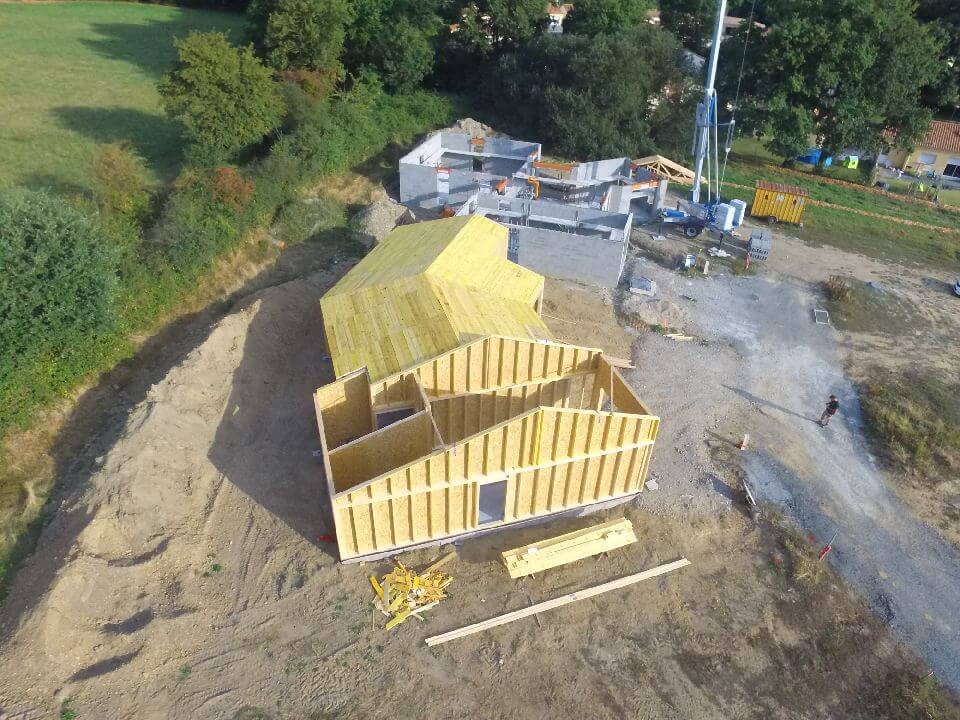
<box><xmin>370</xmin><ymin>336</ymin><xmax>602</xmax><ymax>407</ymax></box>
<box><xmin>331</xmin><ymin>407</ymin><xmax>658</xmax><ymax>558</ymax></box>
<box><xmin>315</xmin><ymin>372</ymin><xmax>374</xmax><ymax>450</ymax></box>
<box><xmin>504</xmin><ymin>442</ymin><xmax>655</xmax><ymax>522</ymax></box>
<box><xmin>328</xmin><ymin>411</ymin><xmax>436</xmax><ymax>493</ymax></box>
<box><xmin>430</xmin><ymin>373</ymin><xmax>594</xmax><ymax>445</ymax></box>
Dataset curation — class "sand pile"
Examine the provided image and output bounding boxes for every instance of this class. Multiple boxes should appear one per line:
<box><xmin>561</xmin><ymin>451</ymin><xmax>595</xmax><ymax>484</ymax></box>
<box><xmin>0</xmin><ymin>272</ymin><xmax>341</xmax><ymax>718</ymax></box>
<box><xmin>444</xmin><ymin>117</ymin><xmax>507</xmax><ymax>138</ymax></box>
<box><xmin>620</xmin><ymin>295</ymin><xmax>690</xmax><ymax>332</ymax></box>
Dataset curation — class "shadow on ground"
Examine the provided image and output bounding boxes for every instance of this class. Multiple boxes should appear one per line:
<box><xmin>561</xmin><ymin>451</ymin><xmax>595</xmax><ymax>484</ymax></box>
<box><xmin>207</xmin><ymin>267</ymin><xmax>338</xmax><ymax>556</ymax></box>
<box><xmin>51</xmin><ymin>106</ymin><xmax>182</xmax><ymax>177</ymax></box>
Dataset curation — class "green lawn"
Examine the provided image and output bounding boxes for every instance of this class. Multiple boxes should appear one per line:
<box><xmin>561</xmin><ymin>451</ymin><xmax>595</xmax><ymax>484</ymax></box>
<box><xmin>0</xmin><ymin>2</ymin><xmax>248</xmax><ymax>195</ymax></box>
<box><xmin>719</xmin><ymin>138</ymin><xmax>960</xmax><ymax>270</ymax></box>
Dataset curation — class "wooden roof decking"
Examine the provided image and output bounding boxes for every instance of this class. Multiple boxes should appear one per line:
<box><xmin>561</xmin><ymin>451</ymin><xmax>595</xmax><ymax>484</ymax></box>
<box><xmin>321</xmin><ymin>215</ymin><xmax>548</xmax><ymax>380</ymax></box>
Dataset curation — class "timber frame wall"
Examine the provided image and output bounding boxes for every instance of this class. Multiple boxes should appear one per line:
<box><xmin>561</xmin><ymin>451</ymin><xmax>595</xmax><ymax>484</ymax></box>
<box><xmin>313</xmin><ymin>335</ymin><xmax>660</xmax><ymax>560</ymax></box>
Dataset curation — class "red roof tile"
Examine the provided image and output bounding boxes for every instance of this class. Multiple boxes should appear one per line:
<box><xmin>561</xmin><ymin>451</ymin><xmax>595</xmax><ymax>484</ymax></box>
<box><xmin>919</xmin><ymin>120</ymin><xmax>960</xmax><ymax>154</ymax></box>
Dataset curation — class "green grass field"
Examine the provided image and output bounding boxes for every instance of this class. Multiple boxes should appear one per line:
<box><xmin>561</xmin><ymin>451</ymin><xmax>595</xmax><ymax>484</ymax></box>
<box><xmin>0</xmin><ymin>2</ymin><xmax>248</xmax><ymax>194</ymax></box>
<box><xmin>720</xmin><ymin>138</ymin><xmax>960</xmax><ymax>270</ymax></box>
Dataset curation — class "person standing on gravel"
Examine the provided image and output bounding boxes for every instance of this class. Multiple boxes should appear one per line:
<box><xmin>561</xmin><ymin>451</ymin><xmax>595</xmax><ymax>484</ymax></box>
<box><xmin>819</xmin><ymin>394</ymin><xmax>840</xmax><ymax>427</ymax></box>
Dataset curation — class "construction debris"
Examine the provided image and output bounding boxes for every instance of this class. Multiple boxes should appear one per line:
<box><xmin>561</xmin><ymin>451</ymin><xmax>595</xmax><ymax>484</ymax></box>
<box><xmin>707</xmin><ymin>246</ymin><xmax>731</xmax><ymax>258</ymax></box>
<box><xmin>813</xmin><ymin>308</ymin><xmax>831</xmax><ymax>325</ymax></box>
<box><xmin>424</xmin><ymin>559</ymin><xmax>692</xmax><ymax>647</ymax></box>
<box><xmin>629</xmin><ymin>276</ymin><xmax>657</xmax><ymax>297</ymax></box>
<box><xmin>501</xmin><ymin>518</ymin><xmax>637</xmax><ymax>579</ymax></box>
<box><xmin>370</xmin><ymin>561</ymin><xmax>453</xmax><ymax>630</ymax></box>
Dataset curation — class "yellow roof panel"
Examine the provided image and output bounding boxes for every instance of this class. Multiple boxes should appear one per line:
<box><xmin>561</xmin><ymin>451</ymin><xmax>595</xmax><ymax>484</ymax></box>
<box><xmin>321</xmin><ymin>215</ymin><xmax>549</xmax><ymax>380</ymax></box>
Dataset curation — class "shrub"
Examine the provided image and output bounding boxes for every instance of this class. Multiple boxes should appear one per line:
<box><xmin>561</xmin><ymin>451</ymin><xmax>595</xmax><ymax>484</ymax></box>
<box><xmin>274</xmin><ymin>196</ymin><xmax>345</xmax><ymax>246</ymax></box>
<box><xmin>824</xmin><ymin>275</ymin><xmax>851</xmax><ymax>302</ymax></box>
<box><xmin>209</xmin><ymin>167</ymin><xmax>256</xmax><ymax>214</ymax></box>
<box><xmin>91</xmin><ymin>142</ymin><xmax>151</xmax><ymax>219</ymax></box>
<box><xmin>0</xmin><ymin>190</ymin><xmax>118</xmax><ymax>379</ymax></box>
<box><xmin>248</xmin><ymin>0</ymin><xmax>351</xmax><ymax>74</ymax></box>
<box><xmin>159</xmin><ymin>32</ymin><xmax>283</xmax><ymax>163</ymax></box>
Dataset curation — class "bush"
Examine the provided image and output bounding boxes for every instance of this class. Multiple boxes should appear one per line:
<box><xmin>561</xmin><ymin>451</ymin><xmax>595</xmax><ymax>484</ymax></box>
<box><xmin>91</xmin><ymin>142</ymin><xmax>151</xmax><ymax>219</ymax></box>
<box><xmin>824</xmin><ymin>275</ymin><xmax>851</xmax><ymax>302</ymax></box>
<box><xmin>0</xmin><ymin>191</ymin><xmax>118</xmax><ymax>376</ymax></box>
<box><xmin>274</xmin><ymin>196</ymin><xmax>345</xmax><ymax>246</ymax></box>
<box><xmin>159</xmin><ymin>32</ymin><xmax>283</xmax><ymax>163</ymax></box>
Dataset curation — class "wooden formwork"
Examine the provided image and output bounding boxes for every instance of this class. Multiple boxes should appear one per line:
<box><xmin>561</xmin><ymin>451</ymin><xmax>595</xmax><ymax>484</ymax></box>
<box><xmin>314</xmin><ymin>335</ymin><xmax>660</xmax><ymax>561</ymax></box>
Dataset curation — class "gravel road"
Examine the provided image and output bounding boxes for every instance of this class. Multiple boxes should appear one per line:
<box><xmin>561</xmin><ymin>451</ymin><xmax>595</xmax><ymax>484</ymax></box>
<box><xmin>623</xmin><ymin>252</ymin><xmax>960</xmax><ymax>691</ymax></box>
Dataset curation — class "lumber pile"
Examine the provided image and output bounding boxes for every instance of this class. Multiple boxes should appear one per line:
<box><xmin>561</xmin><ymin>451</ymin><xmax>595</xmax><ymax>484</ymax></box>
<box><xmin>370</xmin><ymin>560</ymin><xmax>453</xmax><ymax>629</ymax></box>
<box><xmin>501</xmin><ymin>518</ymin><xmax>638</xmax><ymax>578</ymax></box>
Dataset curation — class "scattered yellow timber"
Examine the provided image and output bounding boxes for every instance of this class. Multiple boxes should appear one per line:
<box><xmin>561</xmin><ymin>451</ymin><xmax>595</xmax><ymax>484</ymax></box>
<box><xmin>425</xmin><ymin>558</ymin><xmax>691</xmax><ymax>646</ymax></box>
<box><xmin>500</xmin><ymin>518</ymin><xmax>638</xmax><ymax>579</ymax></box>
<box><xmin>371</xmin><ymin>560</ymin><xmax>453</xmax><ymax>629</ymax></box>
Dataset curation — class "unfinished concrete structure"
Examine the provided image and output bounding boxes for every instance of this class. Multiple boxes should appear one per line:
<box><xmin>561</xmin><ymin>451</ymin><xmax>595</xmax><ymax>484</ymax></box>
<box><xmin>470</xmin><ymin>194</ymin><xmax>632</xmax><ymax>287</ymax></box>
<box><xmin>399</xmin><ymin>131</ymin><xmax>670</xmax><ymax>287</ymax></box>
<box><xmin>314</xmin><ymin>215</ymin><xmax>660</xmax><ymax>561</ymax></box>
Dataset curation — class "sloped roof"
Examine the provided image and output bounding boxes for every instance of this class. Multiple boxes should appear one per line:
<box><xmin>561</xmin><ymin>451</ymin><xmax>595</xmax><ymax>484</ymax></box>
<box><xmin>321</xmin><ymin>215</ymin><xmax>548</xmax><ymax>380</ymax></box>
<box><xmin>756</xmin><ymin>179</ymin><xmax>809</xmax><ymax>197</ymax></box>
<box><xmin>919</xmin><ymin>120</ymin><xmax>960</xmax><ymax>154</ymax></box>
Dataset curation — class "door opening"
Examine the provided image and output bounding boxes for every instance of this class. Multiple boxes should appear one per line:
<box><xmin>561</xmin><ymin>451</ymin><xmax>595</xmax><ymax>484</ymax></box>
<box><xmin>478</xmin><ymin>480</ymin><xmax>508</xmax><ymax>525</ymax></box>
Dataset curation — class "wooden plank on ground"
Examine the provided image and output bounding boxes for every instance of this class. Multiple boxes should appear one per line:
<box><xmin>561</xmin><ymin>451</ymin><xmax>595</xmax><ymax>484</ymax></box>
<box><xmin>500</xmin><ymin>518</ymin><xmax>637</xmax><ymax>578</ymax></box>
<box><xmin>424</xmin><ymin>558</ymin><xmax>691</xmax><ymax>646</ymax></box>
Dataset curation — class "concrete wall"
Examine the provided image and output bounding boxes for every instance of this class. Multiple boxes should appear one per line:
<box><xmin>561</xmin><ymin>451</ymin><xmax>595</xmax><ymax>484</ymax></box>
<box><xmin>574</xmin><ymin>158</ymin><xmax>629</xmax><ymax>181</ymax></box>
<box><xmin>400</xmin><ymin>133</ymin><xmax>442</xmax><ymax>166</ymax></box>
<box><xmin>438</xmin><ymin>132</ymin><xmax>540</xmax><ymax>160</ymax></box>
<box><xmin>513</xmin><ymin>226</ymin><xmax>627</xmax><ymax>287</ymax></box>
<box><xmin>607</xmin><ymin>184</ymin><xmax>633</xmax><ymax>214</ymax></box>
<box><xmin>400</xmin><ymin>163</ymin><xmax>440</xmax><ymax>206</ymax></box>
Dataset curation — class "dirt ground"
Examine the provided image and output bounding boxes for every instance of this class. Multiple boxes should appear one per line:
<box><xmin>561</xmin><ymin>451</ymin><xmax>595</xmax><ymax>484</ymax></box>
<box><xmin>1</xmin><ymin>212</ymin><xmax>959</xmax><ymax>718</ymax></box>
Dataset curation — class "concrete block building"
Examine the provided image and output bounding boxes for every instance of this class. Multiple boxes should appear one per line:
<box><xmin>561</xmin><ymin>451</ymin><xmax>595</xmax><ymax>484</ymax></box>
<box><xmin>399</xmin><ymin>131</ymin><xmax>669</xmax><ymax>287</ymax></box>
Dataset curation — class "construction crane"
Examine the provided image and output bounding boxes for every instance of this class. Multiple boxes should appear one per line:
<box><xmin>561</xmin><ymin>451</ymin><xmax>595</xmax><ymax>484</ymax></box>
<box><xmin>691</xmin><ymin>0</ymin><xmax>729</xmax><ymax>209</ymax></box>
<box><xmin>660</xmin><ymin>0</ymin><xmax>741</xmax><ymax>238</ymax></box>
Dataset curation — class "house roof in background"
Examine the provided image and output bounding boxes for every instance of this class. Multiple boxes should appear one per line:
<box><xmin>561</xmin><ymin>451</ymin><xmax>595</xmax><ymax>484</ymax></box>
<box><xmin>919</xmin><ymin>120</ymin><xmax>960</xmax><ymax>154</ymax></box>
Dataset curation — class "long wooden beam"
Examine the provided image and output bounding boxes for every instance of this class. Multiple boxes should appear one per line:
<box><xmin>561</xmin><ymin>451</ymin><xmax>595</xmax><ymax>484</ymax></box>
<box><xmin>423</xmin><ymin>558</ymin><xmax>691</xmax><ymax>646</ymax></box>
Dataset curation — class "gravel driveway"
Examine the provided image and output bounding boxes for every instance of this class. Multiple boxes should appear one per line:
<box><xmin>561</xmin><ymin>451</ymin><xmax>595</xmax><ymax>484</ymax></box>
<box><xmin>623</xmin><ymin>253</ymin><xmax>960</xmax><ymax>691</ymax></box>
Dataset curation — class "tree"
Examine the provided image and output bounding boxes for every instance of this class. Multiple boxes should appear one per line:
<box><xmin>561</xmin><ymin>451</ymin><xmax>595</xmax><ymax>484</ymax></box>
<box><xmin>0</xmin><ymin>190</ymin><xmax>118</xmax><ymax>375</ymax></box>
<box><xmin>916</xmin><ymin>0</ymin><xmax>960</xmax><ymax>112</ymax></box>
<box><xmin>487</xmin><ymin>0</ymin><xmax>549</xmax><ymax>48</ymax></box>
<box><xmin>563</xmin><ymin>0</ymin><xmax>651</xmax><ymax>37</ymax></box>
<box><xmin>247</xmin><ymin>0</ymin><xmax>352</xmax><ymax>75</ymax></box>
<box><xmin>344</xmin><ymin>0</ymin><xmax>442</xmax><ymax>90</ymax></box>
<box><xmin>159</xmin><ymin>32</ymin><xmax>283</xmax><ymax>163</ymax></box>
<box><xmin>718</xmin><ymin>0</ymin><xmax>947</xmax><ymax>162</ymax></box>
<box><xmin>659</xmin><ymin>0</ymin><xmax>714</xmax><ymax>53</ymax></box>
<box><xmin>488</xmin><ymin>24</ymin><xmax>696</xmax><ymax>158</ymax></box>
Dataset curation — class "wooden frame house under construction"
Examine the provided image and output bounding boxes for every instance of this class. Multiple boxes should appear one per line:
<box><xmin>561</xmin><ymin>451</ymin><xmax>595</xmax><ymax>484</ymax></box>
<box><xmin>313</xmin><ymin>215</ymin><xmax>660</xmax><ymax>561</ymax></box>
